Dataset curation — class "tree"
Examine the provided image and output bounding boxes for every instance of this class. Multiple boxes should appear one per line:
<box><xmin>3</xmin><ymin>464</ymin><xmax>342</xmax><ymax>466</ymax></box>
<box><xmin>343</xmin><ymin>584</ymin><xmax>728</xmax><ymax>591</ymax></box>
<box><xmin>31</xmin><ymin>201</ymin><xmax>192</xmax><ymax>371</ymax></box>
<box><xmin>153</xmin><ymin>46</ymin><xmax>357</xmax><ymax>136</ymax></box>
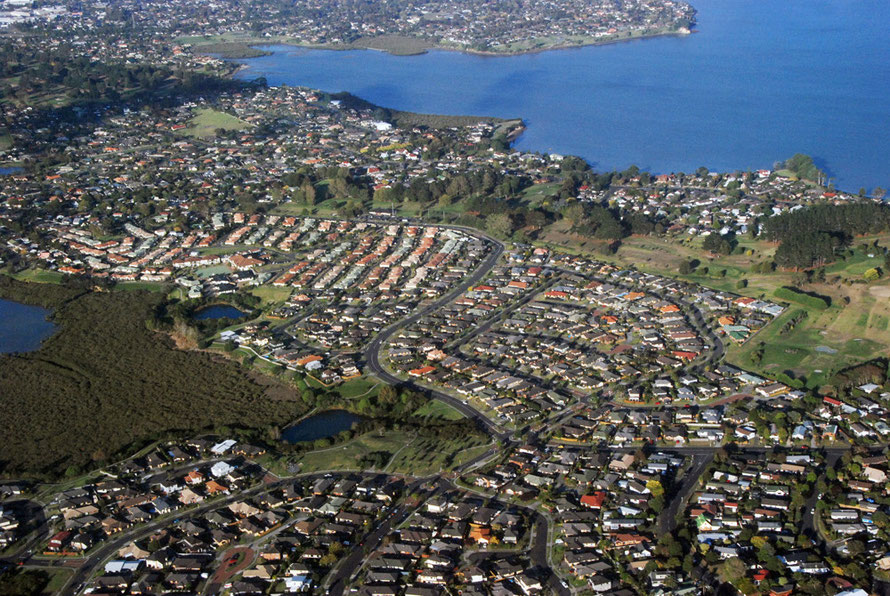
<box><xmin>717</xmin><ymin>557</ymin><xmax>746</xmax><ymax>584</ymax></box>
<box><xmin>562</xmin><ymin>203</ymin><xmax>586</xmax><ymax>227</ymax></box>
<box><xmin>301</xmin><ymin>181</ymin><xmax>316</xmax><ymax>206</ymax></box>
<box><xmin>485</xmin><ymin>213</ymin><xmax>513</xmax><ymax>239</ymax></box>
<box><xmin>678</xmin><ymin>260</ymin><xmax>693</xmax><ymax>275</ymax></box>
<box><xmin>378</xmin><ymin>385</ymin><xmax>398</xmax><ymax>405</ymax></box>
<box><xmin>646</xmin><ymin>479</ymin><xmax>665</xmax><ymax>498</ymax></box>
<box><xmin>0</xmin><ymin>569</ymin><xmax>49</xmax><ymax>596</ymax></box>
<box><xmin>703</xmin><ymin>232</ymin><xmax>733</xmax><ymax>255</ymax></box>
<box><xmin>774</xmin><ymin>231</ymin><xmax>835</xmax><ymax>269</ymax></box>
<box><xmin>780</xmin><ymin>153</ymin><xmax>825</xmax><ymax>184</ymax></box>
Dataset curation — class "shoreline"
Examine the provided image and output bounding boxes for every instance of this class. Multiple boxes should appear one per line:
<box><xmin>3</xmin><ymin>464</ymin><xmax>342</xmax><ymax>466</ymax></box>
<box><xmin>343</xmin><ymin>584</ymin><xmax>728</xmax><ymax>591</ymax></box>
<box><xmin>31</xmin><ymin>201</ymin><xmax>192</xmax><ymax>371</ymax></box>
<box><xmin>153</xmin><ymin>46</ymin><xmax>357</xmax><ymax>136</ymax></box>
<box><xmin>191</xmin><ymin>27</ymin><xmax>694</xmax><ymax>60</ymax></box>
<box><xmin>209</xmin><ymin>30</ymin><xmax>867</xmax><ymax>194</ymax></box>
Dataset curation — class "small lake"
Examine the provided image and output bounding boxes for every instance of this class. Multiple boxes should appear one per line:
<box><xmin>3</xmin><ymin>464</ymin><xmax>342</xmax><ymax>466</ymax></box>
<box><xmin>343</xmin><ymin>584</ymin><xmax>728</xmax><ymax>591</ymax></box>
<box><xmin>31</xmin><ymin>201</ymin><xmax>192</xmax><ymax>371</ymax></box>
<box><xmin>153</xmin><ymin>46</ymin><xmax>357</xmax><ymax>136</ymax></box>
<box><xmin>192</xmin><ymin>304</ymin><xmax>247</xmax><ymax>320</ymax></box>
<box><xmin>281</xmin><ymin>409</ymin><xmax>364</xmax><ymax>444</ymax></box>
<box><xmin>0</xmin><ymin>167</ymin><xmax>22</xmax><ymax>176</ymax></box>
<box><xmin>0</xmin><ymin>298</ymin><xmax>57</xmax><ymax>354</ymax></box>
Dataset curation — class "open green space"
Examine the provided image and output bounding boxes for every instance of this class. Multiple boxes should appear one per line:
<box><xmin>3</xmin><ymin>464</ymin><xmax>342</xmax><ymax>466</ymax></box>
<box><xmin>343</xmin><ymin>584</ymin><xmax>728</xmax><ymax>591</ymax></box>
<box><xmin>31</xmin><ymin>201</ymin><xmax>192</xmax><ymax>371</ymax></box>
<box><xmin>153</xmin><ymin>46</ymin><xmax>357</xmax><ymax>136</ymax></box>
<box><xmin>413</xmin><ymin>399</ymin><xmax>464</xmax><ymax>421</ymax></box>
<box><xmin>0</xmin><ymin>277</ymin><xmax>306</xmax><ymax>477</ymax></box>
<box><xmin>335</xmin><ymin>376</ymin><xmax>380</xmax><ymax>399</ymax></box>
<box><xmin>40</xmin><ymin>567</ymin><xmax>73</xmax><ymax>594</ymax></box>
<box><xmin>9</xmin><ymin>268</ymin><xmax>66</xmax><ymax>284</ymax></box>
<box><xmin>291</xmin><ymin>423</ymin><xmax>488</xmax><ymax>475</ymax></box>
<box><xmin>348</xmin><ymin>34</ymin><xmax>433</xmax><ymax>56</ymax></box>
<box><xmin>183</xmin><ymin>107</ymin><xmax>251</xmax><ymax>138</ymax></box>
<box><xmin>0</xmin><ymin>567</ymin><xmax>56</xmax><ymax>595</ymax></box>
<box><xmin>386</xmin><ymin>433</ymin><xmax>489</xmax><ymax>475</ymax></box>
<box><xmin>249</xmin><ymin>284</ymin><xmax>293</xmax><ymax>305</ymax></box>
<box><xmin>293</xmin><ymin>429</ymin><xmax>414</xmax><ymax>473</ymax></box>
<box><xmin>195</xmin><ymin>264</ymin><xmax>233</xmax><ymax>278</ymax></box>
<box><xmin>115</xmin><ymin>281</ymin><xmax>170</xmax><ymax>293</ymax></box>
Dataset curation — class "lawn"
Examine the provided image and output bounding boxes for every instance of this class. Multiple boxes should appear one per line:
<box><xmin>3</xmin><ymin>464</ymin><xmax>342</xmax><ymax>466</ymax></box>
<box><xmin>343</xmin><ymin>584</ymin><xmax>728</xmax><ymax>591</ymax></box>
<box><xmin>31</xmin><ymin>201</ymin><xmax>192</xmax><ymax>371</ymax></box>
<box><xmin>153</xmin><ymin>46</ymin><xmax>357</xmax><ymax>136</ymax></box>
<box><xmin>385</xmin><ymin>433</ymin><xmax>490</xmax><ymax>475</ymax></box>
<box><xmin>726</xmin><ymin>290</ymin><xmax>890</xmax><ymax>388</ymax></box>
<box><xmin>270</xmin><ymin>201</ymin><xmax>311</xmax><ymax>216</ymax></box>
<box><xmin>40</xmin><ymin>566</ymin><xmax>73</xmax><ymax>594</ymax></box>
<box><xmin>115</xmin><ymin>281</ymin><xmax>170</xmax><ymax>293</ymax></box>
<box><xmin>10</xmin><ymin>269</ymin><xmax>66</xmax><ymax>284</ymax></box>
<box><xmin>291</xmin><ymin>425</ymin><xmax>489</xmax><ymax>475</ymax></box>
<box><xmin>294</xmin><ymin>429</ymin><xmax>415</xmax><ymax>473</ymax></box>
<box><xmin>333</xmin><ymin>376</ymin><xmax>380</xmax><ymax>400</ymax></box>
<box><xmin>249</xmin><ymin>284</ymin><xmax>293</xmax><ymax>306</ymax></box>
<box><xmin>195</xmin><ymin>264</ymin><xmax>234</xmax><ymax>278</ymax></box>
<box><xmin>520</xmin><ymin>182</ymin><xmax>561</xmax><ymax>209</ymax></box>
<box><xmin>413</xmin><ymin>400</ymin><xmax>464</xmax><ymax>421</ymax></box>
<box><xmin>349</xmin><ymin>34</ymin><xmax>433</xmax><ymax>56</ymax></box>
<box><xmin>183</xmin><ymin>108</ymin><xmax>251</xmax><ymax>138</ymax></box>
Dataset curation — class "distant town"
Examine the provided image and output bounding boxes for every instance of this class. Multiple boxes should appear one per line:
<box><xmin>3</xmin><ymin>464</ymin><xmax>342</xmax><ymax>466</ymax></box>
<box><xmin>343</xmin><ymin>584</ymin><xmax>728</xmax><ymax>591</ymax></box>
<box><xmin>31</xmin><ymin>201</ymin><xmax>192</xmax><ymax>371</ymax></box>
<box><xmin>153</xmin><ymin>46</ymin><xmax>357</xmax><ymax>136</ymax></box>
<box><xmin>1</xmin><ymin>1</ymin><xmax>890</xmax><ymax>596</ymax></box>
<box><xmin>0</xmin><ymin>0</ymin><xmax>695</xmax><ymax>57</ymax></box>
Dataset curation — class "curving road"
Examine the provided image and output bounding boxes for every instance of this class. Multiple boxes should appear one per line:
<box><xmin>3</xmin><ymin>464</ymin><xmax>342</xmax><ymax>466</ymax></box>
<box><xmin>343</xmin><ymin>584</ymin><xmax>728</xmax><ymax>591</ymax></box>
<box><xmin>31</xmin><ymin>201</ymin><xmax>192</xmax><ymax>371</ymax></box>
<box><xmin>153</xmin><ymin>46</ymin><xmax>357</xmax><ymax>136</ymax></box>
<box><xmin>363</xmin><ymin>229</ymin><xmax>510</xmax><ymax>441</ymax></box>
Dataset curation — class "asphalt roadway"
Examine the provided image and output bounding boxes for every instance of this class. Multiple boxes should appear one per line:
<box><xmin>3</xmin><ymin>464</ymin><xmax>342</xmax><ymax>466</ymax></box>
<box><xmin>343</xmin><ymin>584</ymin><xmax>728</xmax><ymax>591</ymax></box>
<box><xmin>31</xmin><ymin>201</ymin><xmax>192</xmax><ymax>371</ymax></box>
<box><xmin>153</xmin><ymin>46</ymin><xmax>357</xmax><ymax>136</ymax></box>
<box><xmin>363</xmin><ymin>232</ymin><xmax>510</xmax><ymax>441</ymax></box>
<box><xmin>657</xmin><ymin>451</ymin><xmax>715</xmax><ymax>536</ymax></box>
<box><xmin>326</xmin><ymin>477</ymin><xmax>436</xmax><ymax>596</ymax></box>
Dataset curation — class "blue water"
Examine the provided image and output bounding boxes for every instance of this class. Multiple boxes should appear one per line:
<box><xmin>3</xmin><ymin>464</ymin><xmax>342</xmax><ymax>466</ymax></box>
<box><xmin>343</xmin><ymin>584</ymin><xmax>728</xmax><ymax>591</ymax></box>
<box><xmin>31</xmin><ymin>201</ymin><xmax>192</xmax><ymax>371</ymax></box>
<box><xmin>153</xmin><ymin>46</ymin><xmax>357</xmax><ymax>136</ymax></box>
<box><xmin>0</xmin><ymin>298</ymin><xmax>57</xmax><ymax>353</ymax></box>
<box><xmin>281</xmin><ymin>409</ymin><xmax>364</xmax><ymax>443</ymax></box>
<box><xmin>235</xmin><ymin>0</ymin><xmax>890</xmax><ymax>192</ymax></box>
<box><xmin>193</xmin><ymin>304</ymin><xmax>247</xmax><ymax>320</ymax></box>
<box><xmin>0</xmin><ymin>167</ymin><xmax>22</xmax><ymax>175</ymax></box>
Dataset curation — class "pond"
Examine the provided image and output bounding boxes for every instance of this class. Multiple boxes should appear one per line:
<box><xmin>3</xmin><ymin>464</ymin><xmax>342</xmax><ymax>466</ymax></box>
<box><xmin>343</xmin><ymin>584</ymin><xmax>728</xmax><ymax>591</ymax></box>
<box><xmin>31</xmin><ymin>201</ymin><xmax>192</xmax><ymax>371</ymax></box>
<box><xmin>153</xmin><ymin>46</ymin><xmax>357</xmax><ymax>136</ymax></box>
<box><xmin>192</xmin><ymin>304</ymin><xmax>247</xmax><ymax>320</ymax></box>
<box><xmin>0</xmin><ymin>298</ymin><xmax>57</xmax><ymax>353</ymax></box>
<box><xmin>281</xmin><ymin>410</ymin><xmax>365</xmax><ymax>444</ymax></box>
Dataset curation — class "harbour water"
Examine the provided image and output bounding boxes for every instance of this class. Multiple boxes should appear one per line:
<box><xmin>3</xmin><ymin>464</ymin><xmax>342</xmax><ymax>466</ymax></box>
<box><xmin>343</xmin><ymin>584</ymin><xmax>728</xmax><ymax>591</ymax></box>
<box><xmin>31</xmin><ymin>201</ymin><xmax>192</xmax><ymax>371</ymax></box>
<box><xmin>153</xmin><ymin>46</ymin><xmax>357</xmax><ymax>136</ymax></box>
<box><xmin>235</xmin><ymin>0</ymin><xmax>890</xmax><ymax>192</ymax></box>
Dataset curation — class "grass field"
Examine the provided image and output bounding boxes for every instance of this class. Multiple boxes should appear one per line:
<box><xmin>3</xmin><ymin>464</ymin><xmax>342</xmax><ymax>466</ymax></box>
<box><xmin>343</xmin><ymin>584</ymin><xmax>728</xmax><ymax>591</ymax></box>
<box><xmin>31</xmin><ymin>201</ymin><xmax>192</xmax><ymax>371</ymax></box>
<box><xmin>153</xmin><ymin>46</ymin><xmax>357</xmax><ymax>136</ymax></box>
<box><xmin>336</xmin><ymin>376</ymin><xmax>380</xmax><ymax>399</ymax></box>
<box><xmin>249</xmin><ymin>284</ymin><xmax>293</xmax><ymax>305</ymax></box>
<box><xmin>413</xmin><ymin>400</ymin><xmax>464</xmax><ymax>421</ymax></box>
<box><xmin>385</xmin><ymin>433</ymin><xmax>490</xmax><ymax>475</ymax></box>
<box><xmin>41</xmin><ymin>567</ymin><xmax>73</xmax><ymax>594</ymax></box>
<box><xmin>115</xmin><ymin>281</ymin><xmax>170</xmax><ymax>293</ymax></box>
<box><xmin>294</xmin><ymin>429</ymin><xmax>414</xmax><ymax>473</ymax></box>
<box><xmin>291</xmin><ymin>425</ymin><xmax>489</xmax><ymax>475</ymax></box>
<box><xmin>349</xmin><ymin>34</ymin><xmax>433</xmax><ymax>55</ymax></box>
<box><xmin>10</xmin><ymin>269</ymin><xmax>66</xmax><ymax>284</ymax></box>
<box><xmin>520</xmin><ymin>182</ymin><xmax>561</xmax><ymax>209</ymax></box>
<box><xmin>183</xmin><ymin>108</ymin><xmax>251</xmax><ymax>138</ymax></box>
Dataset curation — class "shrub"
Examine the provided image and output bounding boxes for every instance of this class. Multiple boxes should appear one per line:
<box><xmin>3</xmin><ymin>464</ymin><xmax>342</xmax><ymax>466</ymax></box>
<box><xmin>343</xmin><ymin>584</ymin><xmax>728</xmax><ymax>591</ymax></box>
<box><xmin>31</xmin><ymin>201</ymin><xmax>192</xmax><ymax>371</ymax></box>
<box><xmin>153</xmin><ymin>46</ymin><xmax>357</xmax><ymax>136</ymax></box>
<box><xmin>773</xmin><ymin>286</ymin><xmax>830</xmax><ymax>310</ymax></box>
